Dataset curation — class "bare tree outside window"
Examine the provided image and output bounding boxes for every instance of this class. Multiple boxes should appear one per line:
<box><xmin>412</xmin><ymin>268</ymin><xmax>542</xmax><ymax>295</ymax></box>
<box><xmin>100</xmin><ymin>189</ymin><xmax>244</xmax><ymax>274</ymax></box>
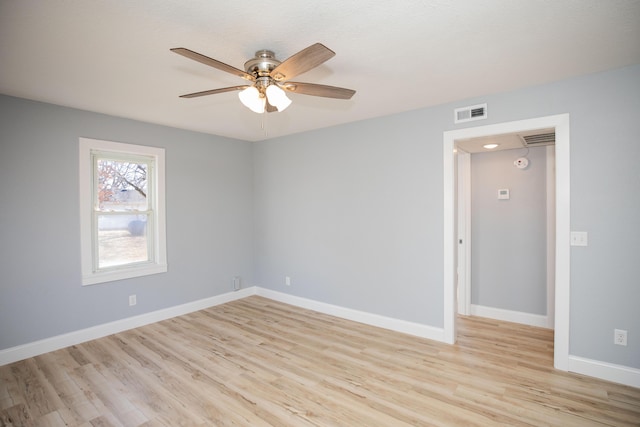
<box><xmin>95</xmin><ymin>158</ymin><xmax>151</xmax><ymax>268</ymax></box>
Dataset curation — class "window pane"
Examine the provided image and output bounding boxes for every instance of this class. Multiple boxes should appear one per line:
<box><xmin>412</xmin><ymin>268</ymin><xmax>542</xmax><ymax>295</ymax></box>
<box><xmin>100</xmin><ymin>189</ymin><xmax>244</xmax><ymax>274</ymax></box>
<box><xmin>97</xmin><ymin>159</ymin><xmax>148</xmax><ymax>211</ymax></box>
<box><xmin>97</xmin><ymin>214</ymin><xmax>149</xmax><ymax>269</ymax></box>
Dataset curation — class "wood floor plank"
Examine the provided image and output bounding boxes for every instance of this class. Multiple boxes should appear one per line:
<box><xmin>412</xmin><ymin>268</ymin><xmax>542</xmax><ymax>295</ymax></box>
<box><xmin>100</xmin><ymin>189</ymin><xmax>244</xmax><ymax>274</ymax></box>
<box><xmin>0</xmin><ymin>404</ymin><xmax>34</xmax><ymax>427</ymax></box>
<box><xmin>1</xmin><ymin>295</ymin><xmax>639</xmax><ymax>426</ymax></box>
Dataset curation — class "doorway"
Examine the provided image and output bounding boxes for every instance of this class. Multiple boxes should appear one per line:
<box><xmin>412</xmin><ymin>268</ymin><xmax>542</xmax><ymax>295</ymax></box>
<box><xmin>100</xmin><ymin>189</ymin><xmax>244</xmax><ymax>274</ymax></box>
<box><xmin>443</xmin><ymin>114</ymin><xmax>570</xmax><ymax>371</ymax></box>
<box><xmin>456</xmin><ymin>136</ymin><xmax>555</xmax><ymax>329</ymax></box>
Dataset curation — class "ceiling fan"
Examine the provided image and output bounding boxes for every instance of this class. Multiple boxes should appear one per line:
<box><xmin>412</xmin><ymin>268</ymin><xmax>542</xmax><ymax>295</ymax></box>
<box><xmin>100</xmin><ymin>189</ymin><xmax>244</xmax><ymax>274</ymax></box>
<box><xmin>171</xmin><ymin>43</ymin><xmax>356</xmax><ymax>113</ymax></box>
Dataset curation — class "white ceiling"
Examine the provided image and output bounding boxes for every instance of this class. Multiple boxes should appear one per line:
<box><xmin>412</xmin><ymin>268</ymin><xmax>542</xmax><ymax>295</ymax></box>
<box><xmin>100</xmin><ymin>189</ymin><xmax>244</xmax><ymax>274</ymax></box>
<box><xmin>1</xmin><ymin>1</ymin><xmax>639</xmax><ymax>142</ymax></box>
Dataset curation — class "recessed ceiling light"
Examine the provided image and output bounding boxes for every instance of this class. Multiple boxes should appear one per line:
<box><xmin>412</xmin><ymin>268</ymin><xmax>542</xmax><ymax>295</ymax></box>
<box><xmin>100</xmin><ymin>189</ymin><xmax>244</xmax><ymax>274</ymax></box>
<box><xmin>483</xmin><ymin>143</ymin><xmax>499</xmax><ymax>149</ymax></box>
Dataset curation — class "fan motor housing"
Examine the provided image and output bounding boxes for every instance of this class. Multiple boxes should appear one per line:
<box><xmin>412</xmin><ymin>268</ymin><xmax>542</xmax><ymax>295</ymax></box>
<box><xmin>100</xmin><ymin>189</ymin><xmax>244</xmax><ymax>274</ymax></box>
<box><xmin>244</xmin><ymin>50</ymin><xmax>281</xmax><ymax>77</ymax></box>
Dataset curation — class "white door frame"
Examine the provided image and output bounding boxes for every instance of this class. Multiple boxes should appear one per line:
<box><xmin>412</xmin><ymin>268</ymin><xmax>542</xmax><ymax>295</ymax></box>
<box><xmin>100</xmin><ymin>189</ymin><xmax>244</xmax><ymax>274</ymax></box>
<box><xmin>443</xmin><ymin>114</ymin><xmax>570</xmax><ymax>371</ymax></box>
<box><xmin>456</xmin><ymin>150</ymin><xmax>471</xmax><ymax>316</ymax></box>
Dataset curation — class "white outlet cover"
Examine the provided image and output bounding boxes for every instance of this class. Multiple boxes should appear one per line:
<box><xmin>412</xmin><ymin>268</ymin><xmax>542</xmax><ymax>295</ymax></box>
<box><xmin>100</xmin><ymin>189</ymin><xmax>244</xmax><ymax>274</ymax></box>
<box><xmin>570</xmin><ymin>231</ymin><xmax>588</xmax><ymax>246</ymax></box>
<box><xmin>614</xmin><ymin>329</ymin><xmax>627</xmax><ymax>346</ymax></box>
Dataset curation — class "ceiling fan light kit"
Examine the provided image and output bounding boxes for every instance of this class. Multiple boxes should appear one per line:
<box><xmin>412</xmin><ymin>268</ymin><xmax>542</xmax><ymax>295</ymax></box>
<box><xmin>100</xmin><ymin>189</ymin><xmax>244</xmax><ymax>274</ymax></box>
<box><xmin>238</xmin><ymin>86</ymin><xmax>266</xmax><ymax>113</ymax></box>
<box><xmin>171</xmin><ymin>43</ymin><xmax>355</xmax><ymax>114</ymax></box>
<box><xmin>265</xmin><ymin>85</ymin><xmax>291</xmax><ymax>112</ymax></box>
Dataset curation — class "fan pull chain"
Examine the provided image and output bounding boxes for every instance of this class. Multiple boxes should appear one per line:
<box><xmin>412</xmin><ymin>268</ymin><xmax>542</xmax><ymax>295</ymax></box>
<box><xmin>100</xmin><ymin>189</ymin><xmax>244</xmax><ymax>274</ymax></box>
<box><xmin>261</xmin><ymin>112</ymin><xmax>268</xmax><ymax>137</ymax></box>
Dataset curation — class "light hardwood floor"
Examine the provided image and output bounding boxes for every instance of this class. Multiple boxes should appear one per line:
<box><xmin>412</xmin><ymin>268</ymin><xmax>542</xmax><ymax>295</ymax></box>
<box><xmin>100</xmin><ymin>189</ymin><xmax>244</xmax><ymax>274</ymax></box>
<box><xmin>1</xmin><ymin>296</ymin><xmax>639</xmax><ymax>426</ymax></box>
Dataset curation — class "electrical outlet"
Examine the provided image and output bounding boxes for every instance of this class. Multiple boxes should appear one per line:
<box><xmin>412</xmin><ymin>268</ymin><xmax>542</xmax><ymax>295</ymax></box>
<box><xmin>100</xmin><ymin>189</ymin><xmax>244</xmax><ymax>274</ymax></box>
<box><xmin>570</xmin><ymin>231</ymin><xmax>588</xmax><ymax>246</ymax></box>
<box><xmin>129</xmin><ymin>294</ymin><xmax>137</xmax><ymax>306</ymax></box>
<box><xmin>285</xmin><ymin>276</ymin><xmax>291</xmax><ymax>286</ymax></box>
<box><xmin>233</xmin><ymin>276</ymin><xmax>241</xmax><ymax>291</ymax></box>
<box><xmin>614</xmin><ymin>329</ymin><xmax>627</xmax><ymax>346</ymax></box>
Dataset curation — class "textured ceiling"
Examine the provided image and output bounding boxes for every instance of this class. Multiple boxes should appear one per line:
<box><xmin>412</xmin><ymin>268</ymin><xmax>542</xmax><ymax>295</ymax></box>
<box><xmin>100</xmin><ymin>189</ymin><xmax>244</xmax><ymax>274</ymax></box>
<box><xmin>1</xmin><ymin>1</ymin><xmax>639</xmax><ymax>141</ymax></box>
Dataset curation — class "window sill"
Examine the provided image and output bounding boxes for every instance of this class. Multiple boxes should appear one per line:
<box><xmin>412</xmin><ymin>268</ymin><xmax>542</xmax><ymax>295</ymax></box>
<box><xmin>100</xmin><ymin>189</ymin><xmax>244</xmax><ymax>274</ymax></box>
<box><xmin>82</xmin><ymin>263</ymin><xmax>167</xmax><ymax>286</ymax></box>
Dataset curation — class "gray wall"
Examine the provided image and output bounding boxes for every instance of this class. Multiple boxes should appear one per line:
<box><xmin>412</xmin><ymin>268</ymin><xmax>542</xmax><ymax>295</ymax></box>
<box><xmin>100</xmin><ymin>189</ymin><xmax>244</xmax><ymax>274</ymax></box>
<box><xmin>0</xmin><ymin>95</ymin><xmax>254</xmax><ymax>349</ymax></box>
<box><xmin>2</xmin><ymin>63</ymin><xmax>639</xmax><ymax>371</ymax></box>
<box><xmin>470</xmin><ymin>146</ymin><xmax>548</xmax><ymax>315</ymax></box>
<box><xmin>254</xmin><ymin>64</ymin><xmax>640</xmax><ymax>369</ymax></box>
<box><xmin>252</xmin><ymin>112</ymin><xmax>444</xmax><ymax>325</ymax></box>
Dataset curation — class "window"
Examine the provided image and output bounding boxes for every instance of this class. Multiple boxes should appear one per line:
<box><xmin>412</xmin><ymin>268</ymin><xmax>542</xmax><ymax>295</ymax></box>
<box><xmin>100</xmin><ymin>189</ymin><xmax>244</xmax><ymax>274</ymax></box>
<box><xmin>79</xmin><ymin>138</ymin><xmax>166</xmax><ymax>285</ymax></box>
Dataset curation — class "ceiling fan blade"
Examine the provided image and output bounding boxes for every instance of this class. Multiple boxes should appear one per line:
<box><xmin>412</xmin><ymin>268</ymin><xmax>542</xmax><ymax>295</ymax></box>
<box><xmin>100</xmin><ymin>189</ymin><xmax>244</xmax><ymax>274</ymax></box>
<box><xmin>171</xmin><ymin>48</ymin><xmax>255</xmax><ymax>81</ymax></box>
<box><xmin>281</xmin><ymin>82</ymin><xmax>355</xmax><ymax>99</ymax></box>
<box><xmin>270</xmin><ymin>43</ymin><xmax>335</xmax><ymax>81</ymax></box>
<box><xmin>179</xmin><ymin>85</ymin><xmax>250</xmax><ymax>98</ymax></box>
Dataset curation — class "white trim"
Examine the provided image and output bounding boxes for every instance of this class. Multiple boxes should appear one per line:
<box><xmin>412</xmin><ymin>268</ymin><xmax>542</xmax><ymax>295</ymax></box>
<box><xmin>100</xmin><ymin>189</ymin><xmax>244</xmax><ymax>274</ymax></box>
<box><xmin>546</xmin><ymin>146</ymin><xmax>556</xmax><ymax>329</ymax></box>
<box><xmin>568</xmin><ymin>356</ymin><xmax>640</xmax><ymax>389</ymax></box>
<box><xmin>470</xmin><ymin>305</ymin><xmax>550</xmax><ymax>329</ymax></box>
<box><xmin>0</xmin><ymin>287</ymin><xmax>257</xmax><ymax>366</ymax></box>
<box><xmin>456</xmin><ymin>150</ymin><xmax>471</xmax><ymax>316</ymax></box>
<box><xmin>443</xmin><ymin>136</ymin><xmax>457</xmax><ymax>344</ymax></box>
<box><xmin>444</xmin><ymin>114</ymin><xmax>571</xmax><ymax>370</ymax></box>
<box><xmin>256</xmin><ymin>288</ymin><xmax>445</xmax><ymax>342</ymax></box>
<box><xmin>3</xmin><ymin>286</ymin><xmax>638</xmax><ymax>389</ymax></box>
<box><xmin>81</xmin><ymin>263</ymin><xmax>168</xmax><ymax>286</ymax></box>
<box><xmin>0</xmin><ymin>287</ymin><xmax>443</xmax><ymax>367</ymax></box>
<box><xmin>554</xmin><ymin>117</ymin><xmax>571</xmax><ymax>370</ymax></box>
<box><xmin>79</xmin><ymin>137</ymin><xmax>167</xmax><ymax>286</ymax></box>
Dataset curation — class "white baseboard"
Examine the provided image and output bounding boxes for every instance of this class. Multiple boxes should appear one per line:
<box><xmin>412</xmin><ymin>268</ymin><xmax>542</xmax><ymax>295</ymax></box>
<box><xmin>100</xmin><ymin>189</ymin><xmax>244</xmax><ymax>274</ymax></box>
<box><xmin>1</xmin><ymin>286</ymin><xmax>443</xmax><ymax>366</ymax></box>
<box><xmin>470</xmin><ymin>304</ymin><xmax>551</xmax><ymax>329</ymax></box>
<box><xmin>256</xmin><ymin>288</ymin><xmax>445</xmax><ymax>342</ymax></box>
<box><xmin>0</xmin><ymin>287</ymin><xmax>257</xmax><ymax>366</ymax></box>
<box><xmin>568</xmin><ymin>355</ymin><xmax>640</xmax><ymax>389</ymax></box>
<box><xmin>3</xmin><ymin>287</ymin><xmax>638</xmax><ymax>389</ymax></box>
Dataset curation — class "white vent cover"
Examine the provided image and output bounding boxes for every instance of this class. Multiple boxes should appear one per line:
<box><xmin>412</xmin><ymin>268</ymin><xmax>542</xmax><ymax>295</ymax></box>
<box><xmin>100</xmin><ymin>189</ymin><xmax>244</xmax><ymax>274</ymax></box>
<box><xmin>519</xmin><ymin>131</ymin><xmax>556</xmax><ymax>147</ymax></box>
<box><xmin>454</xmin><ymin>103</ymin><xmax>487</xmax><ymax>124</ymax></box>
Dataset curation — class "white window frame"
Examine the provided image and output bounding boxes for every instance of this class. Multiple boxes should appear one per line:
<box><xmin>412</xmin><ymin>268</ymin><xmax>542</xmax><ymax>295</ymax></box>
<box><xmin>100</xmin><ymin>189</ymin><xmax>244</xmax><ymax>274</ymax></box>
<box><xmin>79</xmin><ymin>137</ymin><xmax>167</xmax><ymax>285</ymax></box>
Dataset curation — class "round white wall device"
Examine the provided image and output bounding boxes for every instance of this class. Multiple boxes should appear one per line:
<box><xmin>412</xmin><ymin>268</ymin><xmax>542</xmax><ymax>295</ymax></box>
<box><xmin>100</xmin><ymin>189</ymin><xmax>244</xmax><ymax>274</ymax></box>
<box><xmin>514</xmin><ymin>157</ymin><xmax>529</xmax><ymax>169</ymax></box>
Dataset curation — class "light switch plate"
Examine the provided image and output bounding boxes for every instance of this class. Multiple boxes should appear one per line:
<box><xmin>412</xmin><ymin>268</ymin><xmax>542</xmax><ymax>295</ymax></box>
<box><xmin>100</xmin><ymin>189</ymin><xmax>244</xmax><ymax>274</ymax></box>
<box><xmin>570</xmin><ymin>231</ymin><xmax>588</xmax><ymax>246</ymax></box>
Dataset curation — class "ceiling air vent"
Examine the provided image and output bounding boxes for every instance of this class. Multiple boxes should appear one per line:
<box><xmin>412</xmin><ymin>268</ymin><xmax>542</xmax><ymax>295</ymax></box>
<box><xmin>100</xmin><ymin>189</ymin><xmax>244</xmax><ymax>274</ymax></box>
<box><xmin>519</xmin><ymin>131</ymin><xmax>556</xmax><ymax>147</ymax></box>
<box><xmin>454</xmin><ymin>103</ymin><xmax>487</xmax><ymax>124</ymax></box>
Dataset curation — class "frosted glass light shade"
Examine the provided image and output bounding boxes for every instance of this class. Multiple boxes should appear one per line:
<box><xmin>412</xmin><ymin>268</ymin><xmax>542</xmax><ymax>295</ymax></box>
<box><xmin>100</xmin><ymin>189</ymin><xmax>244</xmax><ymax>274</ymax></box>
<box><xmin>238</xmin><ymin>86</ymin><xmax>265</xmax><ymax>113</ymax></box>
<box><xmin>266</xmin><ymin>84</ymin><xmax>292</xmax><ymax>112</ymax></box>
